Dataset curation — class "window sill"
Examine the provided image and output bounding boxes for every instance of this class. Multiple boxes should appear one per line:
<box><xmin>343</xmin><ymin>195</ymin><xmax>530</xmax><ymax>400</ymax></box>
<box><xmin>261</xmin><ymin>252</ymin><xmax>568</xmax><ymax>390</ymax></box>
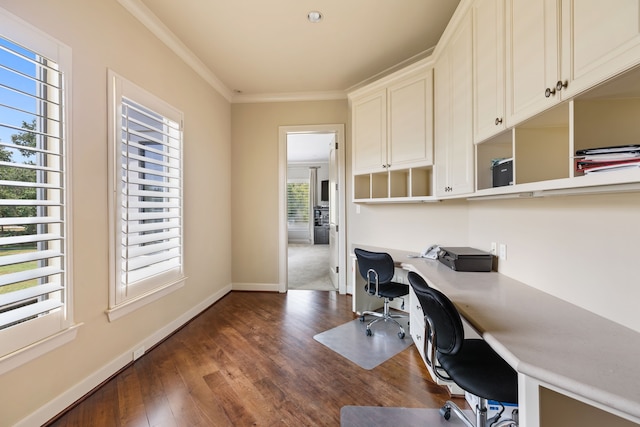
<box><xmin>0</xmin><ymin>323</ymin><xmax>82</xmax><ymax>376</ymax></box>
<box><xmin>105</xmin><ymin>277</ymin><xmax>186</xmax><ymax>322</ymax></box>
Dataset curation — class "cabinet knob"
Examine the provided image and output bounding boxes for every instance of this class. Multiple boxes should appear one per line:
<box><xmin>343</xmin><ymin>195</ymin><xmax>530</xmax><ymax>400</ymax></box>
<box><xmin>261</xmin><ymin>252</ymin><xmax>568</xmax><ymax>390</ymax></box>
<box><xmin>556</xmin><ymin>80</ymin><xmax>568</xmax><ymax>91</ymax></box>
<box><xmin>495</xmin><ymin>117</ymin><xmax>503</xmax><ymax>125</ymax></box>
<box><xmin>382</xmin><ymin>164</ymin><xmax>387</xmax><ymax>168</ymax></box>
<box><xmin>545</xmin><ymin>87</ymin><xmax>556</xmax><ymax>98</ymax></box>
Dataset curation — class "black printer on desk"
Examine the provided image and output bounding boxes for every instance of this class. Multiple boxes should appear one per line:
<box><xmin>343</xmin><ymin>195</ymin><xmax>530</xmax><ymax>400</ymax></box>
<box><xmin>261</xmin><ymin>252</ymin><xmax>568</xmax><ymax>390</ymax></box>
<box><xmin>438</xmin><ymin>247</ymin><xmax>493</xmax><ymax>272</ymax></box>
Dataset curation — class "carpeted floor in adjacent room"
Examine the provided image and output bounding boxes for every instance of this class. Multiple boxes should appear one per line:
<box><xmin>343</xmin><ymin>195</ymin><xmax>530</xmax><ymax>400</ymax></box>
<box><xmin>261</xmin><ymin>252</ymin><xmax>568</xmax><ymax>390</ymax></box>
<box><xmin>288</xmin><ymin>243</ymin><xmax>336</xmax><ymax>291</ymax></box>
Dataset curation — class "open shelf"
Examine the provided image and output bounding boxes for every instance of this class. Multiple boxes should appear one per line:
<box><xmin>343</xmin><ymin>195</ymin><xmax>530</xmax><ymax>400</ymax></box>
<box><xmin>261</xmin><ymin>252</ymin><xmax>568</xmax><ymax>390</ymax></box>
<box><xmin>573</xmin><ymin>98</ymin><xmax>640</xmax><ymax>177</ymax></box>
<box><xmin>476</xmin><ymin>131</ymin><xmax>512</xmax><ymax>191</ymax></box>
<box><xmin>353</xmin><ymin>166</ymin><xmax>435</xmax><ymax>202</ymax></box>
<box><xmin>389</xmin><ymin>170</ymin><xmax>409</xmax><ymax>198</ymax></box>
<box><xmin>371</xmin><ymin>172</ymin><xmax>388</xmax><ymax>199</ymax></box>
<box><xmin>353</xmin><ymin>174</ymin><xmax>371</xmax><ymax>200</ymax></box>
<box><xmin>475</xmin><ymin>102</ymin><xmax>571</xmax><ymax>192</ymax></box>
<box><xmin>410</xmin><ymin>167</ymin><xmax>433</xmax><ymax>197</ymax></box>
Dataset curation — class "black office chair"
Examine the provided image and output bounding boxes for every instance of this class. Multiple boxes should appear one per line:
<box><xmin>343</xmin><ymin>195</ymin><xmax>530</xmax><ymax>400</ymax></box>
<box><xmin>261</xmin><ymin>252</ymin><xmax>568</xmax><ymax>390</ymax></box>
<box><xmin>353</xmin><ymin>248</ymin><xmax>409</xmax><ymax>339</ymax></box>
<box><xmin>407</xmin><ymin>271</ymin><xmax>519</xmax><ymax>427</ymax></box>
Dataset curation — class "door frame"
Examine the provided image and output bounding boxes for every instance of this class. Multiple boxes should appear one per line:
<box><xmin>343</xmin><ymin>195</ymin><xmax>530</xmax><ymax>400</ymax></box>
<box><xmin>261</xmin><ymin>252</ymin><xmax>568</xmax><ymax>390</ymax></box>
<box><xmin>278</xmin><ymin>124</ymin><xmax>346</xmax><ymax>294</ymax></box>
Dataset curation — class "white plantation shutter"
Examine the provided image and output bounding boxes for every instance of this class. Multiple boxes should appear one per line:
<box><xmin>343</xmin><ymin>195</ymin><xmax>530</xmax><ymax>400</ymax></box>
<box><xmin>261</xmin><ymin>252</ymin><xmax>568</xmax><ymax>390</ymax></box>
<box><xmin>0</xmin><ymin>9</ymin><xmax>75</xmax><ymax>364</ymax></box>
<box><xmin>108</xmin><ymin>72</ymin><xmax>185</xmax><ymax>313</ymax></box>
<box><xmin>0</xmin><ymin>41</ymin><xmax>66</xmax><ymax>328</ymax></box>
<box><xmin>287</xmin><ymin>181</ymin><xmax>310</xmax><ymax>223</ymax></box>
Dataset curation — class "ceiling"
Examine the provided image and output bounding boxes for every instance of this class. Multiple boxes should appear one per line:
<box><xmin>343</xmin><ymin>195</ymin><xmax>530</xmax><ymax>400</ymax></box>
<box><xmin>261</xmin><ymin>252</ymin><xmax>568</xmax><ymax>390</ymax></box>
<box><xmin>287</xmin><ymin>132</ymin><xmax>336</xmax><ymax>164</ymax></box>
<box><xmin>124</xmin><ymin>0</ymin><xmax>460</xmax><ymax>102</ymax></box>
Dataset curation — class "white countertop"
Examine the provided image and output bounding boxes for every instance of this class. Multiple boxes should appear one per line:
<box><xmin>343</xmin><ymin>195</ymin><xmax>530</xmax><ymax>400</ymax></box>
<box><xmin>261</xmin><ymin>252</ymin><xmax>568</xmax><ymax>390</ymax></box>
<box><xmin>357</xmin><ymin>246</ymin><xmax>640</xmax><ymax>422</ymax></box>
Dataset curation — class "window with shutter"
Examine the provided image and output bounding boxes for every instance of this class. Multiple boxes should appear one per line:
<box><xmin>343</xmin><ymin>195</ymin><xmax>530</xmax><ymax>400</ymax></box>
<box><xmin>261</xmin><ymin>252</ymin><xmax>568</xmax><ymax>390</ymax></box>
<box><xmin>0</xmin><ymin>8</ymin><xmax>77</xmax><ymax>369</ymax></box>
<box><xmin>107</xmin><ymin>71</ymin><xmax>185</xmax><ymax>320</ymax></box>
<box><xmin>286</xmin><ymin>180</ymin><xmax>311</xmax><ymax>242</ymax></box>
<box><xmin>287</xmin><ymin>181</ymin><xmax>310</xmax><ymax>224</ymax></box>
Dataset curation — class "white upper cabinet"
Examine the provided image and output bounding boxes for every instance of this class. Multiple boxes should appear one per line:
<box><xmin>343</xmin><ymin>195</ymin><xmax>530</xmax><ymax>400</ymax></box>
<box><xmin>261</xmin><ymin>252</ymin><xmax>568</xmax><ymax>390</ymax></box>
<box><xmin>351</xmin><ymin>89</ymin><xmax>387</xmax><ymax>174</ymax></box>
<box><xmin>352</xmin><ymin>0</ymin><xmax>640</xmax><ymax>201</ymax></box>
<box><xmin>435</xmin><ymin>8</ymin><xmax>475</xmax><ymax>197</ymax></box>
<box><xmin>506</xmin><ymin>0</ymin><xmax>640</xmax><ymax>127</ymax></box>
<box><xmin>505</xmin><ymin>0</ymin><xmax>560</xmax><ymax>127</ymax></box>
<box><xmin>561</xmin><ymin>0</ymin><xmax>640</xmax><ymax>98</ymax></box>
<box><xmin>350</xmin><ymin>63</ymin><xmax>435</xmax><ymax>201</ymax></box>
<box><xmin>351</xmin><ymin>66</ymin><xmax>433</xmax><ymax>176</ymax></box>
<box><xmin>473</xmin><ymin>0</ymin><xmax>506</xmax><ymax>143</ymax></box>
<box><xmin>387</xmin><ymin>69</ymin><xmax>434</xmax><ymax>169</ymax></box>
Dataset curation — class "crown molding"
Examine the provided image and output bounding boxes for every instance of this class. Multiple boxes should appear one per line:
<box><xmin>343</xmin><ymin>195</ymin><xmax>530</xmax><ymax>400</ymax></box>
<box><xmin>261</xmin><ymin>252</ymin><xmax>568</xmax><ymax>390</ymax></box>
<box><xmin>232</xmin><ymin>90</ymin><xmax>347</xmax><ymax>104</ymax></box>
<box><xmin>432</xmin><ymin>0</ymin><xmax>472</xmax><ymax>59</ymax></box>
<box><xmin>117</xmin><ymin>0</ymin><xmax>363</xmax><ymax>104</ymax></box>
<box><xmin>345</xmin><ymin>46</ymin><xmax>436</xmax><ymax>95</ymax></box>
<box><xmin>117</xmin><ymin>0</ymin><xmax>235</xmax><ymax>102</ymax></box>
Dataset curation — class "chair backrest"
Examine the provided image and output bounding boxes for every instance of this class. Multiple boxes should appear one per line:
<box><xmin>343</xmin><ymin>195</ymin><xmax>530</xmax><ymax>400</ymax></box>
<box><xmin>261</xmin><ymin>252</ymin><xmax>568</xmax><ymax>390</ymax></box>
<box><xmin>407</xmin><ymin>271</ymin><xmax>464</xmax><ymax>356</ymax></box>
<box><xmin>353</xmin><ymin>248</ymin><xmax>395</xmax><ymax>285</ymax></box>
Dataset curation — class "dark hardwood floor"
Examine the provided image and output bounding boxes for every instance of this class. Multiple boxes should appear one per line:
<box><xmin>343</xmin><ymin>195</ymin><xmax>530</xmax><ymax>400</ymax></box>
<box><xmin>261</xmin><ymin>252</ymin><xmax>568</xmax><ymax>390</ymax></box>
<box><xmin>48</xmin><ymin>290</ymin><xmax>463</xmax><ymax>426</ymax></box>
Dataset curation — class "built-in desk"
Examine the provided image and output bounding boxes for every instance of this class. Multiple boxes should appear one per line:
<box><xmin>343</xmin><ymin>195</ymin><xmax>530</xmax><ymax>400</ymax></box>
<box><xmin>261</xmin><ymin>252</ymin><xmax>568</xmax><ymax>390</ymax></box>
<box><xmin>351</xmin><ymin>245</ymin><xmax>640</xmax><ymax>427</ymax></box>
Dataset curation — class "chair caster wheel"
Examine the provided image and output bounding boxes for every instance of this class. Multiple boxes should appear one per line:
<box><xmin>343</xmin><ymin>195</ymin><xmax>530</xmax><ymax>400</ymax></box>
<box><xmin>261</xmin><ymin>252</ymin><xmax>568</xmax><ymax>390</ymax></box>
<box><xmin>398</xmin><ymin>331</ymin><xmax>405</xmax><ymax>339</ymax></box>
<box><xmin>439</xmin><ymin>405</ymin><xmax>451</xmax><ymax>421</ymax></box>
<box><xmin>365</xmin><ymin>328</ymin><xmax>372</xmax><ymax>336</ymax></box>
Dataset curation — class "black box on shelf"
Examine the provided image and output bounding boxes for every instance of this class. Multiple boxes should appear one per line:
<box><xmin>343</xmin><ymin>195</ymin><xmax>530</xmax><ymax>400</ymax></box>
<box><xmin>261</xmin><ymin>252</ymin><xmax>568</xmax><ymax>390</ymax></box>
<box><xmin>492</xmin><ymin>158</ymin><xmax>513</xmax><ymax>187</ymax></box>
<box><xmin>438</xmin><ymin>247</ymin><xmax>493</xmax><ymax>272</ymax></box>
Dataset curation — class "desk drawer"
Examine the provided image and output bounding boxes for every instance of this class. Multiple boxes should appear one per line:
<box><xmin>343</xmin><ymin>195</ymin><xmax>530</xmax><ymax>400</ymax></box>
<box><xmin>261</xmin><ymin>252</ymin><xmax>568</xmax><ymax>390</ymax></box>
<box><xmin>409</xmin><ymin>287</ymin><xmax>425</xmax><ymax>329</ymax></box>
<box><xmin>410</xmin><ymin>310</ymin><xmax>427</xmax><ymax>361</ymax></box>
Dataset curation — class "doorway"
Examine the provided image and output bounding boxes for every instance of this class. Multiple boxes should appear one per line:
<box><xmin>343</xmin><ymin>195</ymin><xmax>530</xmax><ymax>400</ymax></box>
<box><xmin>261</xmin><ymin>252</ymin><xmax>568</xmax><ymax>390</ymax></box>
<box><xmin>278</xmin><ymin>124</ymin><xmax>346</xmax><ymax>294</ymax></box>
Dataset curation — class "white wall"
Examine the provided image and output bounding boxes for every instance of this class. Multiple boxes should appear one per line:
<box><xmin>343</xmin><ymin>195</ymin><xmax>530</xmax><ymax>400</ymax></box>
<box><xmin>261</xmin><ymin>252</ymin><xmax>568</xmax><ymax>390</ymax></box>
<box><xmin>0</xmin><ymin>1</ymin><xmax>232</xmax><ymax>425</ymax></box>
<box><xmin>347</xmin><ymin>192</ymin><xmax>640</xmax><ymax>334</ymax></box>
<box><xmin>468</xmin><ymin>193</ymin><xmax>640</xmax><ymax>332</ymax></box>
<box><xmin>347</xmin><ymin>200</ymin><xmax>470</xmax><ymax>254</ymax></box>
<box><xmin>231</xmin><ymin>100</ymin><xmax>348</xmax><ymax>287</ymax></box>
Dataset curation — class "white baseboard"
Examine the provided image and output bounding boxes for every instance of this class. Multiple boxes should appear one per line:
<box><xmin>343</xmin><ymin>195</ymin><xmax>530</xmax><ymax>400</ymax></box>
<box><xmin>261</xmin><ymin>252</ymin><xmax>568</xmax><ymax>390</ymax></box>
<box><xmin>16</xmin><ymin>284</ymin><xmax>232</xmax><ymax>427</ymax></box>
<box><xmin>232</xmin><ymin>282</ymin><xmax>280</xmax><ymax>292</ymax></box>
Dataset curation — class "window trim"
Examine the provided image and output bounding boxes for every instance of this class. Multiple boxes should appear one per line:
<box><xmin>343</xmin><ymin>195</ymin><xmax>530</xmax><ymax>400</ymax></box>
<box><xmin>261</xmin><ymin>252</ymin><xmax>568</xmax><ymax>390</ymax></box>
<box><xmin>106</xmin><ymin>70</ymin><xmax>186</xmax><ymax>321</ymax></box>
<box><xmin>0</xmin><ymin>6</ymin><xmax>76</xmax><ymax>373</ymax></box>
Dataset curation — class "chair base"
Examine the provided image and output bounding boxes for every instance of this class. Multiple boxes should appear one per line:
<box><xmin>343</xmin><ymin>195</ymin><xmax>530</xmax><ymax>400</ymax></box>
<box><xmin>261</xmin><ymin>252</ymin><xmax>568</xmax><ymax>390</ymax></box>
<box><xmin>440</xmin><ymin>398</ymin><xmax>518</xmax><ymax>427</ymax></box>
<box><xmin>361</xmin><ymin>296</ymin><xmax>408</xmax><ymax>339</ymax></box>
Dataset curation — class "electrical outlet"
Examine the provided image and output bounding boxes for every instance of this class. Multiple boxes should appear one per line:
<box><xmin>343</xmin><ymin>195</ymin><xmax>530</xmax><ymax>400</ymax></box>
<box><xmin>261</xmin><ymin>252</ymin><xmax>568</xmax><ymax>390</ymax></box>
<box><xmin>133</xmin><ymin>346</ymin><xmax>145</xmax><ymax>361</ymax></box>
<box><xmin>499</xmin><ymin>243</ymin><xmax>507</xmax><ymax>261</ymax></box>
<box><xmin>490</xmin><ymin>242</ymin><xmax>497</xmax><ymax>255</ymax></box>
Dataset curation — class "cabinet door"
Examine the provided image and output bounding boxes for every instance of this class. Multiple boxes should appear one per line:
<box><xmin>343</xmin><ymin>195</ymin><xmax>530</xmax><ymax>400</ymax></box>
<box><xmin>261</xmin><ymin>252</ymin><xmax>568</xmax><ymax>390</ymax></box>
<box><xmin>434</xmin><ymin>52</ymin><xmax>451</xmax><ymax>196</ymax></box>
<box><xmin>388</xmin><ymin>68</ymin><xmax>434</xmax><ymax>169</ymax></box>
<box><xmin>352</xmin><ymin>89</ymin><xmax>387</xmax><ymax>174</ymax></box>
<box><xmin>561</xmin><ymin>0</ymin><xmax>640</xmax><ymax>98</ymax></box>
<box><xmin>473</xmin><ymin>0</ymin><xmax>506</xmax><ymax>143</ymax></box>
<box><xmin>505</xmin><ymin>0</ymin><xmax>560</xmax><ymax>126</ymax></box>
<box><xmin>435</xmin><ymin>10</ymin><xmax>475</xmax><ymax>197</ymax></box>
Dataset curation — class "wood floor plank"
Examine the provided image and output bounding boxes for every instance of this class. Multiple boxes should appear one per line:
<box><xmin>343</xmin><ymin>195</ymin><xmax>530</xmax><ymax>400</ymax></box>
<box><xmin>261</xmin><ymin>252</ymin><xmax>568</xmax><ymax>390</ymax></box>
<box><xmin>115</xmin><ymin>369</ymin><xmax>147</xmax><ymax>426</ymax></box>
<box><xmin>47</xmin><ymin>291</ymin><xmax>460</xmax><ymax>426</ymax></box>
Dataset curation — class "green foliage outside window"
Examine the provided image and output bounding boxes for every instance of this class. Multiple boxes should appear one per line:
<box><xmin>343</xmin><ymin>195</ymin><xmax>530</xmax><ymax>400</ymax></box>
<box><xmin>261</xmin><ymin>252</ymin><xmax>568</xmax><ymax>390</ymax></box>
<box><xmin>0</xmin><ymin>120</ymin><xmax>37</xmax><ymax>236</ymax></box>
<box><xmin>0</xmin><ymin>120</ymin><xmax>39</xmax><ymax>293</ymax></box>
<box><xmin>287</xmin><ymin>182</ymin><xmax>309</xmax><ymax>222</ymax></box>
